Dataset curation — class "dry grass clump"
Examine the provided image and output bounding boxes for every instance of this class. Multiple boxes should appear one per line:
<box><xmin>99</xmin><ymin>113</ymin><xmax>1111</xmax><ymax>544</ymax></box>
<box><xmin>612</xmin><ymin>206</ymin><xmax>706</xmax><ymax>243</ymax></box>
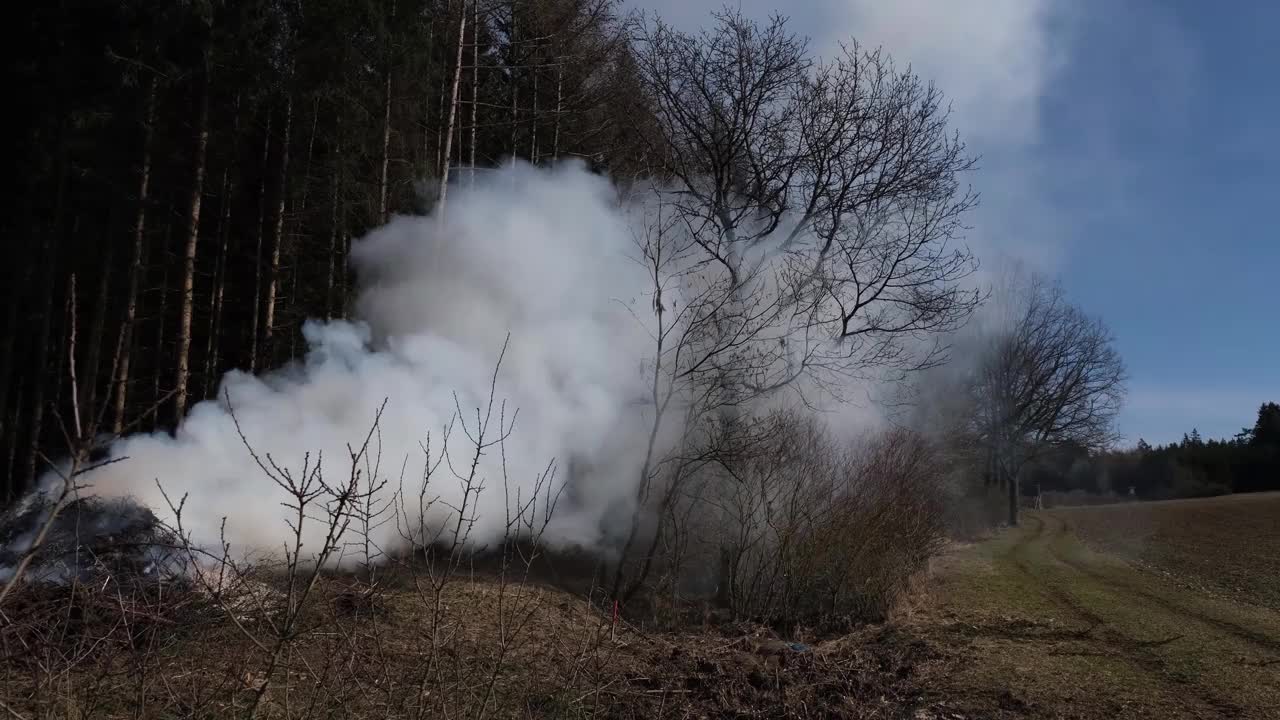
<box><xmin>1</xmin><ymin>572</ymin><xmax>965</xmax><ymax>719</ymax></box>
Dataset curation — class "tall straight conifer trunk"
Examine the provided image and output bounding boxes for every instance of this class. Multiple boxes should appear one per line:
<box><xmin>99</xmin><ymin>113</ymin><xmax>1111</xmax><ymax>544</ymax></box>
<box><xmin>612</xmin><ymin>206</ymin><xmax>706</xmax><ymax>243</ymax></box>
<box><xmin>174</xmin><ymin>54</ymin><xmax>211</xmax><ymax>422</ymax></box>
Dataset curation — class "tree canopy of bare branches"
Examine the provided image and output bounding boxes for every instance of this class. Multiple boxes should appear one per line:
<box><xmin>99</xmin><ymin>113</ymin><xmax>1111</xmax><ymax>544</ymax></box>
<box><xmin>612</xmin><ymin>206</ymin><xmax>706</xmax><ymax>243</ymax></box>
<box><xmin>971</xmin><ymin>271</ymin><xmax>1126</xmax><ymax>525</ymax></box>
<box><xmin>603</xmin><ymin>11</ymin><xmax>983</xmax><ymax>606</ymax></box>
<box><xmin>631</xmin><ymin>10</ymin><xmax>982</xmax><ymax>400</ymax></box>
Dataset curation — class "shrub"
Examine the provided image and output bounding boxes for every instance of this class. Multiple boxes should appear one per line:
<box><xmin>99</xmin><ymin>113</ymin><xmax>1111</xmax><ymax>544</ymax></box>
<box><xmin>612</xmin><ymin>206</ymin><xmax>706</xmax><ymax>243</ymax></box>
<box><xmin>665</xmin><ymin>414</ymin><xmax>948</xmax><ymax>631</ymax></box>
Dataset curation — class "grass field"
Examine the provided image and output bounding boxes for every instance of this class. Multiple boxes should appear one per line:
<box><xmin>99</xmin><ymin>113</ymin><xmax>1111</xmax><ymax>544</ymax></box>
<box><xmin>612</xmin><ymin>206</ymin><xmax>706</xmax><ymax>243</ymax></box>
<box><xmin>4</xmin><ymin>495</ymin><xmax>1279</xmax><ymax>718</ymax></box>
<box><xmin>923</xmin><ymin>495</ymin><xmax>1280</xmax><ymax>719</ymax></box>
<box><xmin>1057</xmin><ymin>492</ymin><xmax>1280</xmax><ymax>610</ymax></box>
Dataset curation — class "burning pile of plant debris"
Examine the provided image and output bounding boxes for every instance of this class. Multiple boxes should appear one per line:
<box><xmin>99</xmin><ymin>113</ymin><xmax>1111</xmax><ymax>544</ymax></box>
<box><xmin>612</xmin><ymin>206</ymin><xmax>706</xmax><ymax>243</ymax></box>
<box><xmin>0</xmin><ymin>494</ymin><xmax>188</xmax><ymax>587</ymax></box>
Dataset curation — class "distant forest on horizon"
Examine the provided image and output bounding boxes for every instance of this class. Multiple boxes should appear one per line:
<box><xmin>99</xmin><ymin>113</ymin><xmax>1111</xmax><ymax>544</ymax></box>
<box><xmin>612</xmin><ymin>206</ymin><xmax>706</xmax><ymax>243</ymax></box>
<box><xmin>1036</xmin><ymin>402</ymin><xmax>1280</xmax><ymax>503</ymax></box>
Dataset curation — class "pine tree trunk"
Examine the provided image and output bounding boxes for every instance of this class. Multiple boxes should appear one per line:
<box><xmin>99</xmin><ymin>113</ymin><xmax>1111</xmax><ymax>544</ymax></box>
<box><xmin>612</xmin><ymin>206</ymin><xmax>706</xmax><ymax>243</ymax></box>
<box><xmin>438</xmin><ymin>1</ymin><xmax>468</xmax><ymax>217</ymax></box>
<box><xmin>249</xmin><ymin>112</ymin><xmax>272</xmax><ymax>371</ymax></box>
<box><xmin>113</xmin><ymin>77</ymin><xmax>158</xmax><ymax>434</ymax></box>
<box><xmin>5</xmin><ymin>386</ymin><xmax>24</xmax><ymax>502</ymax></box>
<box><xmin>421</xmin><ymin>17</ymin><xmax>437</xmax><ymax>177</ymax></box>
<box><xmin>205</xmin><ymin>94</ymin><xmax>239</xmax><ymax>398</ymax></box>
<box><xmin>204</xmin><ymin>168</ymin><xmax>231</xmax><ymax>398</ymax></box>
<box><xmin>300</xmin><ymin>95</ymin><xmax>319</xmax><ymax>214</ymax></box>
<box><xmin>326</xmin><ymin>169</ymin><xmax>339</xmax><ymax>319</ymax></box>
<box><xmin>66</xmin><ymin>273</ymin><xmax>83</xmax><ymax>442</ymax></box>
<box><xmin>379</xmin><ymin>71</ymin><xmax>392</xmax><ymax>223</ymax></box>
<box><xmin>341</xmin><ymin>231</ymin><xmax>352</xmax><ymax>319</ymax></box>
<box><xmin>327</xmin><ymin>114</ymin><xmax>343</xmax><ymax>320</ymax></box>
<box><xmin>262</xmin><ymin>95</ymin><xmax>293</xmax><ymax>365</ymax></box>
<box><xmin>379</xmin><ymin>1</ymin><xmax>396</xmax><ymax>225</ymax></box>
<box><xmin>288</xmin><ymin>257</ymin><xmax>299</xmax><ymax>359</ymax></box>
<box><xmin>0</xmin><ymin>258</ymin><xmax>29</xmax><ymax>453</ymax></box>
<box><xmin>509</xmin><ymin>0</ymin><xmax>519</xmax><ymax>165</ymax></box>
<box><xmin>24</xmin><ymin>144</ymin><xmax>67</xmax><ymax>485</ymax></box>
<box><xmin>529</xmin><ymin>48</ymin><xmax>538</xmax><ymax>163</ymax></box>
<box><xmin>552</xmin><ymin>65</ymin><xmax>563</xmax><ymax>161</ymax></box>
<box><xmin>174</xmin><ymin>62</ymin><xmax>211</xmax><ymax>422</ymax></box>
<box><xmin>469</xmin><ymin>0</ymin><xmax>479</xmax><ymax>186</ymax></box>
<box><xmin>152</xmin><ymin>251</ymin><xmax>168</xmax><ymax>431</ymax></box>
<box><xmin>82</xmin><ymin>237</ymin><xmax>114</xmax><ymax>431</ymax></box>
<box><xmin>436</xmin><ymin>77</ymin><xmax>446</xmax><ymax>176</ymax></box>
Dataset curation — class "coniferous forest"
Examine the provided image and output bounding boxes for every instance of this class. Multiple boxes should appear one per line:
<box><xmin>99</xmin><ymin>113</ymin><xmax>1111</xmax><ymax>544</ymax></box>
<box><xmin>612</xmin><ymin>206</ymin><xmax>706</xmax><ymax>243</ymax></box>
<box><xmin>2</xmin><ymin>0</ymin><xmax>653</xmax><ymax>501</ymax></box>
<box><xmin>2</xmin><ymin>1</ymin><xmax>1276</xmax><ymax>508</ymax></box>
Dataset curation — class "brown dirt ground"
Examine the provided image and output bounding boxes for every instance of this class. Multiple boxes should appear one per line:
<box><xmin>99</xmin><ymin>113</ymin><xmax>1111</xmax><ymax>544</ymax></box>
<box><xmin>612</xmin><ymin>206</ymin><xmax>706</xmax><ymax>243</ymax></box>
<box><xmin>1056</xmin><ymin>492</ymin><xmax>1280</xmax><ymax>610</ymax></box>
<box><xmin>4</xmin><ymin>498</ymin><xmax>1280</xmax><ymax>718</ymax></box>
<box><xmin>920</xmin><ymin>506</ymin><xmax>1280</xmax><ymax>720</ymax></box>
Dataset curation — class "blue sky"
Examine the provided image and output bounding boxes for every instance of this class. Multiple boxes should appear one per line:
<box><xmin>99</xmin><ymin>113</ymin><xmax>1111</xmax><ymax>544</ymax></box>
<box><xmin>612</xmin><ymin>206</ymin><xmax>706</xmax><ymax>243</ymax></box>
<box><xmin>645</xmin><ymin>0</ymin><xmax>1279</xmax><ymax>446</ymax></box>
<box><xmin>1033</xmin><ymin>1</ymin><xmax>1280</xmax><ymax>445</ymax></box>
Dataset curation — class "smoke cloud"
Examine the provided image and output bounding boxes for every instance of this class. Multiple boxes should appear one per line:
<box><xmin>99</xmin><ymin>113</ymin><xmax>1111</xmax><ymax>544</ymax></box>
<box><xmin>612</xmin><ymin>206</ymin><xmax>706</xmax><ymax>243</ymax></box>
<box><xmin>52</xmin><ymin>162</ymin><xmax>657</xmax><ymax>563</ymax></box>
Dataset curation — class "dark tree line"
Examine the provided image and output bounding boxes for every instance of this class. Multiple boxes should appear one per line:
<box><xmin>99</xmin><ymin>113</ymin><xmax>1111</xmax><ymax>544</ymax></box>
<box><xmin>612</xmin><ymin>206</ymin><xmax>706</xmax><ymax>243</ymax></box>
<box><xmin>1028</xmin><ymin>403</ymin><xmax>1280</xmax><ymax>501</ymax></box>
<box><xmin>1100</xmin><ymin>402</ymin><xmax>1280</xmax><ymax>499</ymax></box>
<box><xmin>0</xmin><ymin>0</ymin><xmax>656</xmax><ymax>502</ymax></box>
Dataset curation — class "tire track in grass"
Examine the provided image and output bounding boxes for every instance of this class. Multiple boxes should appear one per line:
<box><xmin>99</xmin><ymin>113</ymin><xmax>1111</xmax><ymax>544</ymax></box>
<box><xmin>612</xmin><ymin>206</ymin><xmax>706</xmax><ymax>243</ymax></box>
<box><xmin>1002</xmin><ymin>515</ymin><xmax>1245</xmax><ymax>719</ymax></box>
<box><xmin>1006</xmin><ymin>514</ymin><xmax>1105</xmax><ymax>627</ymax></box>
<box><xmin>1045</xmin><ymin>513</ymin><xmax>1280</xmax><ymax>656</ymax></box>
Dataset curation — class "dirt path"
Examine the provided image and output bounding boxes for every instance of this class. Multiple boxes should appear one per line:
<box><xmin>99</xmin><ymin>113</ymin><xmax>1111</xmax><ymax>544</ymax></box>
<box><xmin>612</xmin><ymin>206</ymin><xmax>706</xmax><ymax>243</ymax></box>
<box><xmin>918</xmin><ymin>511</ymin><xmax>1280</xmax><ymax>719</ymax></box>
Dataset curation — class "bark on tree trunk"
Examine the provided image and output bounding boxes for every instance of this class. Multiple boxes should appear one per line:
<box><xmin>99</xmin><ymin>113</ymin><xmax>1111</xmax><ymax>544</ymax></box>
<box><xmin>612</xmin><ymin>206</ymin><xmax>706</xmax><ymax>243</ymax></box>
<box><xmin>421</xmin><ymin>17</ymin><xmax>436</xmax><ymax>177</ymax></box>
<box><xmin>552</xmin><ymin>65</ymin><xmax>563</xmax><ymax>161</ymax></box>
<box><xmin>151</xmin><ymin>227</ymin><xmax>170</xmax><ymax>431</ymax></box>
<box><xmin>249</xmin><ymin>112</ymin><xmax>273</xmax><ymax>373</ymax></box>
<box><xmin>82</xmin><ymin>235</ymin><xmax>113</xmax><ymax>428</ymax></box>
<box><xmin>262</xmin><ymin>95</ymin><xmax>293</xmax><ymax>366</ymax></box>
<box><xmin>379</xmin><ymin>1</ymin><xmax>396</xmax><ymax>226</ymax></box>
<box><xmin>4</xmin><ymin>386</ymin><xmax>23</xmax><ymax>502</ymax></box>
<box><xmin>326</xmin><ymin>115</ymin><xmax>342</xmax><ymax>319</ymax></box>
<box><xmin>436</xmin><ymin>77</ymin><xmax>446</xmax><ymax>176</ymax></box>
<box><xmin>24</xmin><ymin>142</ymin><xmax>68</xmax><ymax>485</ymax></box>
<box><xmin>468</xmin><ymin>0</ymin><xmax>479</xmax><ymax>186</ymax></box>
<box><xmin>66</xmin><ymin>273</ymin><xmax>82</xmax><ymax>441</ymax></box>
<box><xmin>299</xmin><ymin>95</ymin><xmax>319</xmax><ymax>214</ymax></box>
<box><xmin>204</xmin><ymin>168</ymin><xmax>231</xmax><ymax>398</ymax></box>
<box><xmin>379</xmin><ymin>71</ymin><xmax>391</xmax><ymax>223</ymax></box>
<box><xmin>341</xmin><ymin>231</ymin><xmax>352</xmax><ymax>319</ymax></box>
<box><xmin>204</xmin><ymin>95</ymin><xmax>238</xmax><ymax>398</ymax></box>
<box><xmin>529</xmin><ymin>49</ymin><xmax>538</xmax><ymax>163</ymax></box>
<box><xmin>174</xmin><ymin>61</ymin><xmax>211</xmax><ymax>423</ymax></box>
<box><xmin>112</xmin><ymin>79</ymin><xmax>156</xmax><ymax>430</ymax></box>
<box><xmin>509</xmin><ymin>0</ymin><xmax>518</xmax><ymax>166</ymax></box>
<box><xmin>112</xmin><ymin>77</ymin><xmax>157</xmax><ymax>434</ymax></box>
<box><xmin>288</xmin><ymin>254</ymin><xmax>299</xmax><ymax>360</ymax></box>
<box><xmin>0</xmin><ymin>257</ymin><xmax>30</xmax><ymax>451</ymax></box>
<box><xmin>437</xmin><ymin>0</ymin><xmax>468</xmax><ymax>218</ymax></box>
<box><xmin>326</xmin><ymin>169</ymin><xmax>339</xmax><ymax>319</ymax></box>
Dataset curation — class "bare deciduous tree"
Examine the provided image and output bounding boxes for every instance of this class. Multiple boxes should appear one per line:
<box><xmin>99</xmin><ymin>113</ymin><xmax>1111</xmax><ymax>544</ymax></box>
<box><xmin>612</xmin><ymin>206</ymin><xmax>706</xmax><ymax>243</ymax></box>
<box><xmin>970</xmin><ymin>270</ymin><xmax>1126</xmax><ymax>525</ymax></box>
<box><xmin>633</xmin><ymin>11</ymin><xmax>981</xmax><ymax>395</ymax></box>
<box><xmin>608</xmin><ymin>11</ymin><xmax>981</xmax><ymax>602</ymax></box>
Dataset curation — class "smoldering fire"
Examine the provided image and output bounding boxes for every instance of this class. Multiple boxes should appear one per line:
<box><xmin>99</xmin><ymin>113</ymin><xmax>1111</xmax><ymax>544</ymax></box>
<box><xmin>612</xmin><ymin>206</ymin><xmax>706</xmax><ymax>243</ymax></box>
<box><xmin>4</xmin><ymin>162</ymin><xmax>668</xmax><ymax>577</ymax></box>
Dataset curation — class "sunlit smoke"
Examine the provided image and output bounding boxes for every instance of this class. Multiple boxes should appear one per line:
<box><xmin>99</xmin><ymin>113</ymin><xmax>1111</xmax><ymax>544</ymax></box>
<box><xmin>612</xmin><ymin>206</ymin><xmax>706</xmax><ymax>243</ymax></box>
<box><xmin>32</xmin><ymin>162</ymin><xmax>658</xmax><ymax>565</ymax></box>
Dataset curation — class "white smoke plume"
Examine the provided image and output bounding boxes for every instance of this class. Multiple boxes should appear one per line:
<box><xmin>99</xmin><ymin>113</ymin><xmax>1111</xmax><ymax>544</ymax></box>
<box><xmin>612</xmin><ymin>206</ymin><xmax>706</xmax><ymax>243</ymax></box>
<box><xmin>48</xmin><ymin>162</ymin><xmax>658</xmax><ymax>564</ymax></box>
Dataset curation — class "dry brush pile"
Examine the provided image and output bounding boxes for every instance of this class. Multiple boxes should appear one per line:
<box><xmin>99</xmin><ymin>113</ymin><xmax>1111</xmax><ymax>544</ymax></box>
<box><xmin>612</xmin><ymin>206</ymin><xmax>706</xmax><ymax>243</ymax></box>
<box><xmin>0</xmin><ymin>399</ymin><xmax>955</xmax><ymax>719</ymax></box>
